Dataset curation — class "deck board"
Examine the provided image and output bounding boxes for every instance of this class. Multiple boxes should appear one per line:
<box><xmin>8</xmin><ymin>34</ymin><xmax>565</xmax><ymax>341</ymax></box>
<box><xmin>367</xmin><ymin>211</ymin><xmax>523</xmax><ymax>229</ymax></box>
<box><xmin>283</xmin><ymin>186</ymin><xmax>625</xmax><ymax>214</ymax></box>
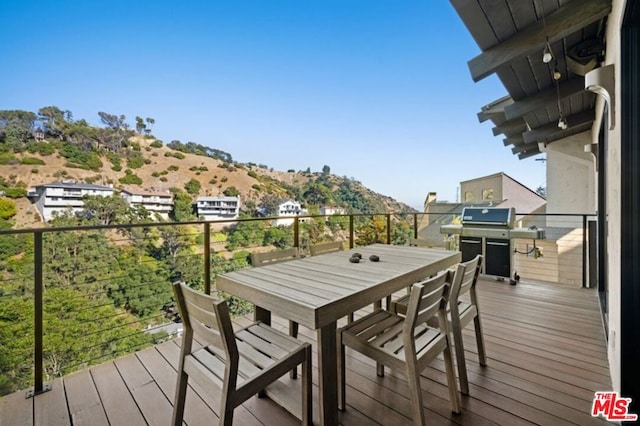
<box><xmin>0</xmin><ymin>277</ymin><xmax>614</xmax><ymax>425</ymax></box>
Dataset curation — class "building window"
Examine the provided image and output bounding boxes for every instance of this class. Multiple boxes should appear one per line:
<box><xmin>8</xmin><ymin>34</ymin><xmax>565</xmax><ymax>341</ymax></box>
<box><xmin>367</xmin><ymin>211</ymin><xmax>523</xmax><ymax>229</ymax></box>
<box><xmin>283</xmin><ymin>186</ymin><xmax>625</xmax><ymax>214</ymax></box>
<box><xmin>464</xmin><ymin>191</ymin><xmax>474</xmax><ymax>202</ymax></box>
<box><xmin>482</xmin><ymin>189</ymin><xmax>494</xmax><ymax>200</ymax></box>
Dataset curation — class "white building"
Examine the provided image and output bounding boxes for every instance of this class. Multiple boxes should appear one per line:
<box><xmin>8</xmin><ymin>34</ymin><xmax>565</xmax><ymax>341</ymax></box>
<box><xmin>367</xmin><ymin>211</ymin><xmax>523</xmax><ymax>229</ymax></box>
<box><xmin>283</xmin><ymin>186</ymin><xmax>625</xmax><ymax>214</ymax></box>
<box><xmin>275</xmin><ymin>199</ymin><xmax>308</xmax><ymax>226</ymax></box>
<box><xmin>32</xmin><ymin>181</ymin><xmax>114</xmax><ymax>222</ymax></box>
<box><xmin>320</xmin><ymin>206</ymin><xmax>347</xmax><ymax>217</ymax></box>
<box><xmin>196</xmin><ymin>196</ymin><xmax>240</xmax><ymax>222</ymax></box>
<box><xmin>120</xmin><ymin>189</ymin><xmax>173</xmax><ymax>220</ymax></box>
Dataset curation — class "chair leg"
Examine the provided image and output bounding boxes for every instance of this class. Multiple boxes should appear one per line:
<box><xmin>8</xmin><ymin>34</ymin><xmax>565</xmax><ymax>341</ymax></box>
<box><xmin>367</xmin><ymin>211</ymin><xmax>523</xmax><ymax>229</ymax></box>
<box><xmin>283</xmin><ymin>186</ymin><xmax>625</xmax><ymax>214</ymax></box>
<box><xmin>172</xmin><ymin>370</ymin><xmax>189</xmax><ymax>426</ymax></box>
<box><xmin>452</xmin><ymin>321</ymin><xmax>470</xmax><ymax>395</ymax></box>
<box><xmin>220</xmin><ymin>384</ymin><xmax>235</xmax><ymax>426</ymax></box>
<box><xmin>289</xmin><ymin>320</ymin><xmax>299</xmax><ymax>379</ymax></box>
<box><xmin>301</xmin><ymin>345</ymin><xmax>313</xmax><ymax>425</ymax></box>
<box><xmin>376</xmin><ymin>362</ymin><xmax>384</xmax><ymax>377</ymax></box>
<box><xmin>348</xmin><ymin>312</ymin><xmax>354</xmax><ymax>323</ymax></box>
<box><xmin>442</xmin><ymin>338</ymin><xmax>461</xmax><ymax>414</ymax></box>
<box><xmin>474</xmin><ymin>314</ymin><xmax>487</xmax><ymax>366</ymax></box>
<box><xmin>338</xmin><ymin>340</ymin><xmax>346</xmax><ymax>411</ymax></box>
<box><xmin>406</xmin><ymin>364</ymin><xmax>427</xmax><ymax>425</ymax></box>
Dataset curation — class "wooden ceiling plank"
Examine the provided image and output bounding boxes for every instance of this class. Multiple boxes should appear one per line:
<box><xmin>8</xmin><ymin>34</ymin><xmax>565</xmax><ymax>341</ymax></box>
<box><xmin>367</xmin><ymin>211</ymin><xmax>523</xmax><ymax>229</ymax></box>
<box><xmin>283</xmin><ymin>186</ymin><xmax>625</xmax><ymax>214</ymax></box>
<box><xmin>523</xmin><ymin>109</ymin><xmax>595</xmax><ymax>143</ymax></box>
<box><xmin>504</xmin><ymin>76</ymin><xmax>586</xmax><ymax>120</ymax></box>
<box><xmin>467</xmin><ymin>0</ymin><xmax>612</xmax><ymax>82</ymax></box>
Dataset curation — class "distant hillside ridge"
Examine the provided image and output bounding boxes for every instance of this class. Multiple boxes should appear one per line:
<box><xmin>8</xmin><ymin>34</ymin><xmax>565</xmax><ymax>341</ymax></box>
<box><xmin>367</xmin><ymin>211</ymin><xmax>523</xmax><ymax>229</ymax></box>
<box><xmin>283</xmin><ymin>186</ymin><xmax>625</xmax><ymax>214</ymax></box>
<box><xmin>0</xmin><ymin>109</ymin><xmax>415</xmax><ymax>227</ymax></box>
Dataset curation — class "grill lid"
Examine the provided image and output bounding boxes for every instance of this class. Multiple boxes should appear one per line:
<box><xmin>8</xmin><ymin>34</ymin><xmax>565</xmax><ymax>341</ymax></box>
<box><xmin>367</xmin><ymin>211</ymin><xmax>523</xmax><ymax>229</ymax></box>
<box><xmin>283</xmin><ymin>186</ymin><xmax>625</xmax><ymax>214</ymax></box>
<box><xmin>461</xmin><ymin>207</ymin><xmax>516</xmax><ymax>228</ymax></box>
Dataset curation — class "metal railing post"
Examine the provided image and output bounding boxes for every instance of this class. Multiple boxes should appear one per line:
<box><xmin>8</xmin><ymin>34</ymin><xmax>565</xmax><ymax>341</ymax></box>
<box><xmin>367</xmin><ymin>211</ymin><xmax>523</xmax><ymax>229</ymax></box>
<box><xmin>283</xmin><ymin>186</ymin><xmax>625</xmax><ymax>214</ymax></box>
<box><xmin>204</xmin><ymin>222</ymin><xmax>211</xmax><ymax>295</ymax></box>
<box><xmin>386</xmin><ymin>214</ymin><xmax>391</xmax><ymax>244</ymax></box>
<box><xmin>413</xmin><ymin>214</ymin><xmax>418</xmax><ymax>239</ymax></box>
<box><xmin>294</xmin><ymin>218</ymin><xmax>299</xmax><ymax>248</ymax></box>
<box><xmin>28</xmin><ymin>230</ymin><xmax>50</xmax><ymax>397</ymax></box>
<box><xmin>349</xmin><ymin>215</ymin><xmax>354</xmax><ymax>248</ymax></box>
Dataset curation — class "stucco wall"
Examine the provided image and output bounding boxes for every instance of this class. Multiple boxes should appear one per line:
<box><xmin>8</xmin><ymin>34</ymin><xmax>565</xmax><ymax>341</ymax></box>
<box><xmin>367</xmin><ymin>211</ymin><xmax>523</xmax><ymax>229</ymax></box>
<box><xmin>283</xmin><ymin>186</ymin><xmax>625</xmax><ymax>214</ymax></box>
<box><xmin>544</xmin><ymin>131</ymin><xmax>596</xmax><ymax>228</ymax></box>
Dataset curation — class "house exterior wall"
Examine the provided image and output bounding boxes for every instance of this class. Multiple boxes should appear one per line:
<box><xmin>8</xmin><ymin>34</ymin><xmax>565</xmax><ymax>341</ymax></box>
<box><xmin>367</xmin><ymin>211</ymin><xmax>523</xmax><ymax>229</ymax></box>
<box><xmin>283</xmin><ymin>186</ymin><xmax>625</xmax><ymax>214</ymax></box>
<box><xmin>460</xmin><ymin>174</ymin><xmax>503</xmax><ymax>203</ymax></box>
<box><xmin>121</xmin><ymin>191</ymin><xmax>173</xmax><ymax>219</ymax></box>
<box><xmin>276</xmin><ymin>200</ymin><xmax>306</xmax><ymax>226</ymax></box>
<box><xmin>196</xmin><ymin>196</ymin><xmax>240</xmax><ymax>221</ymax></box>
<box><xmin>544</xmin><ymin>131</ymin><xmax>596</xmax><ymax>228</ymax></box>
<box><xmin>33</xmin><ymin>183</ymin><xmax>114</xmax><ymax>221</ymax></box>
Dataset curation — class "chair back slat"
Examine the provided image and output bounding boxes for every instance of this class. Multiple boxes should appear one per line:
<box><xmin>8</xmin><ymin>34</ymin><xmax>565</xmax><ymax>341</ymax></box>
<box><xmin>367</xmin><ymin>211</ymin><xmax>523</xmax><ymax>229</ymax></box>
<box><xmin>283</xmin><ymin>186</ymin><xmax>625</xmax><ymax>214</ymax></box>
<box><xmin>403</xmin><ymin>270</ymin><xmax>452</xmax><ymax>332</ymax></box>
<box><xmin>450</xmin><ymin>255</ymin><xmax>482</xmax><ymax>303</ymax></box>
<box><xmin>251</xmin><ymin>247</ymin><xmax>300</xmax><ymax>266</ymax></box>
<box><xmin>172</xmin><ymin>283</ymin><xmax>238</xmax><ymax>361</ymax></box>
<box><xmin>309</xmin><ymin>241</ymin><xmax>343</xmax><ymax>256</ymax></box>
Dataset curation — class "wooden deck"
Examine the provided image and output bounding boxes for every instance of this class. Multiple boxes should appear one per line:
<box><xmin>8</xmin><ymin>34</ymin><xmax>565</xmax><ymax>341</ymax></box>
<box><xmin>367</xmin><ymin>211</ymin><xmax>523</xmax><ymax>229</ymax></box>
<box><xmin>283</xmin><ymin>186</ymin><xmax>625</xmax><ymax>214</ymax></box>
<box><xmin>0</xmin><ymin>277</ymin><xmax>612</xmax><ymax>425</ymax></box>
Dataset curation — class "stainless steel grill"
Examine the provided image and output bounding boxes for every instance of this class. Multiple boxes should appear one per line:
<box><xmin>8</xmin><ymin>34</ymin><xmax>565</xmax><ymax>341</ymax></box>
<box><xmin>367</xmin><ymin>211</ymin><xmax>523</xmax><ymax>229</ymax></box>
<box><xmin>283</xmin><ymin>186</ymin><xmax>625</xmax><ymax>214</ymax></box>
<box><xmin>440</xmin><ymin>207</ymin><xmax>545</xmax><ymax>284</ymax></box>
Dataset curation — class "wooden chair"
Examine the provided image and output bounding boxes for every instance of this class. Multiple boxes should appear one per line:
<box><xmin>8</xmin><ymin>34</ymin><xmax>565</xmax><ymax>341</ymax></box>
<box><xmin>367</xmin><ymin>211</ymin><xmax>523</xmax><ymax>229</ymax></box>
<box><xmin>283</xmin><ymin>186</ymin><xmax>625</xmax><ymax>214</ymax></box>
<box><xmin>390</xmin><ymin>254</ymin><xmax>486</xmax><ymax>395</ymax></box>
<box><xmin>309</xmin><ymin>241</ymin><xmax>343</xmax><ymax>256</ymax></box>
<box><xmin>338</xmin><ymin>271</ymin><xmax>460</xmax><ymax>425</ymax></box>
<box><xmin>250</xmin><ymin>247</ymin><xmax>301</xmax><ymax>377</ymax></box>
<box><xmin>250</xmin><ymin>247</ymin><xmax>300</xmax><ymax>266</ymax></box>
<box><xmin>447</xmin><ymin>254</ymin><xmax>486</xmax><ymax>395</ymax></box>
<box><xmin>171</xmin><ymin>282</ymin><xmax>312</xmax><ymax>426</ymax></box>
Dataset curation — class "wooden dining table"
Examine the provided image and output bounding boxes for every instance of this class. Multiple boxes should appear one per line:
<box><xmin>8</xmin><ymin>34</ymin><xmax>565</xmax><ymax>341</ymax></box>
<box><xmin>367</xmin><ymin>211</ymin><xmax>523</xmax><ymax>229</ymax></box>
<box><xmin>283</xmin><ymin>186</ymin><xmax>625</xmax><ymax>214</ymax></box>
<box><xmin>216</xmin><ymin>243</ymin><xmax>461</xmax><ymax>425</ymax></box>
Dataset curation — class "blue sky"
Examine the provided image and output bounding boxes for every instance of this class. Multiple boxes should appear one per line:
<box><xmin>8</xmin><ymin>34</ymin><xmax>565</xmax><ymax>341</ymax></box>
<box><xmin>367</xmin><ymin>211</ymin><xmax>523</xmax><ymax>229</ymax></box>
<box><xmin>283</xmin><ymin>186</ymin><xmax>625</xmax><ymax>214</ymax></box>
<box><xmin>0</xmin><ymin>1</ymin><xmax>545</xmax><ymax>210</ymax></box>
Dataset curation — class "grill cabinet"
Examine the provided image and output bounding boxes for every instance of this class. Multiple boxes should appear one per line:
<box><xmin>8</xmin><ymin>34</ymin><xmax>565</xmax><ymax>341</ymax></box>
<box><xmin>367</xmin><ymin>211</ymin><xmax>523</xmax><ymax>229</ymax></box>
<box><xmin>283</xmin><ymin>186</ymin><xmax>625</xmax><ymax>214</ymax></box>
<box><xmin>441</xmin><ymin>207</ymin><xmax>545</xmax><ymax>284</ymax></box>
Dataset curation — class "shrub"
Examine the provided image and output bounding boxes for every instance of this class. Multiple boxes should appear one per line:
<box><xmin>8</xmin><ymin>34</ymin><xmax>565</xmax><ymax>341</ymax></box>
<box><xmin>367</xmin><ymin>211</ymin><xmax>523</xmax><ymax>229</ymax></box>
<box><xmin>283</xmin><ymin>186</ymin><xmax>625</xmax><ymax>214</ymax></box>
<box><xmin>151</xmin><ymin>171</ymin><xmax>161</xmax><ymax>178</ymax></box>
<box><xmin>31</xmin><ymin>168</ymin><xmax>39</xmax><ymax>174</ymax></box>
<box><xmin>127</xmin><ymin>153</ymin><xmax>145</xmax><ymax>169</ymax></box>
<box><xmin>20</xmin><ymin>157</ymin><xmax>45</xmax><ymax>165</ymax></box>
<box><xmin>53</xmin><ymin>170</ymin><xmax>67</xmax><ymax>178</ymax></box>
<box><xmin>118</xmin><ymin>169</ymin><xmax>143</xmax><ymax>185</ymax></box>
<box><xmin>199</xmin><ymin>166</ymin><xmax>208</xmax><ymax>172</ymax></box>
<box><xmin>0</xmin><ymin>198</ymin><xmax>17</xmax><ymax>219</ymax></box>
<box><xmin>247</xmin><ymin>171</ymin><xmax>258</xmax><ymax>179</ymax></box>
<box><xmin>4</xmin><ymin>187</ymin><xmax>27</xmax><ymax>198</ymax></box>
<box><xmin>251</xmin><ymin>184</ymin><xmax>261</xmax><ymax>191</ymax></box>
<box><xmin>159</xmin><ymin>177</ymin><xmax>168</xmax><ymax>182</ymax></box>
<box><xmin>0</xmin><ymin>153</ymin><xmax>17</xmax><ymax>165</ymax></box>
<box><xmin>221</xmin><ymin>176</ymin><xmax>228</xmax><ymax>183</ymax></box>
<box><xmin>173</xmin><ymin>152</ymin><xmax>185</xmax><ymax>160</ymax></box>
<box><xmin>150</xmin><ymin>140</ymin><xmax>163</xmax><ymax>148</ymax></box>
<box><xmin>223</xmin><ymin>186</ymin><xmax>240</xmax><ymax>197</ymax></box>
<box><xmin>107</xmin><ymin>153</ymin><xmax>122</xmax><ymax>171</ymax></box>
<box><xmin>209</xmin><ymin>178</ymin><xmax>217</xmax><ymax>185</ymax></box>
<box><xmin>37</xmin><ymin>142</ymin><xmax>56</xmax><ymax>156</ymax></box>
<box><xmin>168</xmin><ymin>165</ymin><xmax>179</xmax><ymax>172</ymax></box>
<box><xmin>184</xmin><ymin>178</ymin><xmax>201</xmax><ymax>195</ymax></box>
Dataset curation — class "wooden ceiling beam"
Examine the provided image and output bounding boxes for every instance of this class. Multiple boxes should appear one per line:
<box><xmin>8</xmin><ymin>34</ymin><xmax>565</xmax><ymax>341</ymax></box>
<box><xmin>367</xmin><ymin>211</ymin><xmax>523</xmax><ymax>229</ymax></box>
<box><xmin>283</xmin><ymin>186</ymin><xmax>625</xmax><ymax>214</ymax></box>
<box><xmin>503</xmin><ymin>77</ymin><xmax>586</xmax><ymax>120</ymax></box>
<box><xmin>492</xmin><ymin>118</ymin><xmax>528</xmax><ymax>137</ymax></box>
<box><xmin>467</xmin><ymin>0</ymin><xmax>612</xmax><ymax>82</ymax></box>
<box><xmin>477</xmin><ymin>96</ymin><xmax>513</xmax><ymax>123</ymax></box>
<box><xmin>503</xmin><ymin>135</ymin><xmax>524</xmax><ymax>146</ymax></box>
<box><xmin>523</xmin><ymin>110</ymin><xmax>595</xmax><ymax>144</ymax></box>
<box><xmin>511</xmin><ymin>142</ymin><xmax>539</xmax><ymax>154</ymax></box>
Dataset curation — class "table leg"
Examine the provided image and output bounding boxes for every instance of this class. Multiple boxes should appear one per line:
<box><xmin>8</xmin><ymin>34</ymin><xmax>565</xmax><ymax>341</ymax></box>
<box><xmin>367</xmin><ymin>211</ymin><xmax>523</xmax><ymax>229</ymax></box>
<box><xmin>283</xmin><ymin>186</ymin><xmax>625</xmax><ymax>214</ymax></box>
<box><xmin>317</xmin><ymin>322</ymin><xmax>338</xmax><ymax>426</ymax></box>
<box><xmin>254</xmin><ymin>306</ymin><xmax>271</xmax><ymax>325</ymax></box>
<box><xmin>255</xmin><ymin>306</ymin><xmax>271</xmax><ymax>397</ymax></box>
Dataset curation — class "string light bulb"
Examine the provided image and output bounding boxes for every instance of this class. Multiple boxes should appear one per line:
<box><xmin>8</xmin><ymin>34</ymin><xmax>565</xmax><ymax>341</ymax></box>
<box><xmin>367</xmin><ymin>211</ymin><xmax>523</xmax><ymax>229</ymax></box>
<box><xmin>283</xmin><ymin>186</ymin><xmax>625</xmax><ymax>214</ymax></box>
<box><xmin>543</xmin><ymin>43</ymin><xmax>553</xmax><ymax>63</ymax></box>
<box><xmin>558</xmin><ymin>115</ymin><xmax>568</xmax><ymax>130</ymax></box>
<box><xmin>553</xmin><ymin>67</ymin><xmax>562</xmax><ymax>80</ymax></box>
